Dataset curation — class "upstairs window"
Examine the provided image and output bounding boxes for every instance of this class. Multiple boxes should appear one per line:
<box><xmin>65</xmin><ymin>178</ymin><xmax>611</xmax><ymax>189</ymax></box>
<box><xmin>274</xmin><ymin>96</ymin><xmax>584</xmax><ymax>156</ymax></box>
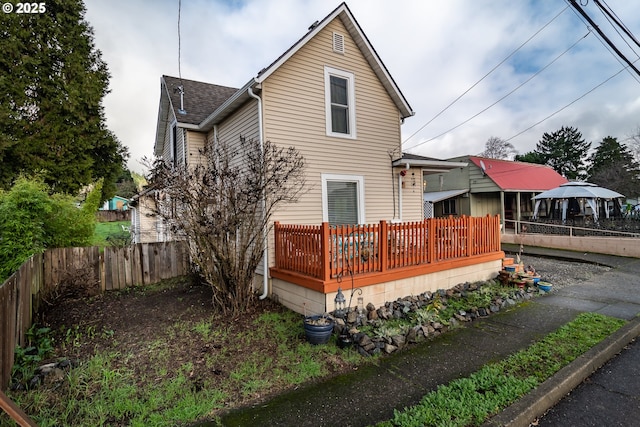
<box><xmin>324</xmin><ymin>67</ymin><xmax>356</xmax><ymax>139</ymax></box>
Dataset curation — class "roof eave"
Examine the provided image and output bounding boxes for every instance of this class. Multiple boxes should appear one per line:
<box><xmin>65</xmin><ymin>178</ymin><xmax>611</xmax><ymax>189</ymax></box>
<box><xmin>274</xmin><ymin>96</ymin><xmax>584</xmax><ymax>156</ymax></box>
<box><xmin>393</xmin><ymin>158</ymin><xmax>468</xmax><ymax>170</ymax></box>
<box><xmin>154</xmin><ymin>76</ymin><xmax>172</xmax><ymax>157</ymax></box>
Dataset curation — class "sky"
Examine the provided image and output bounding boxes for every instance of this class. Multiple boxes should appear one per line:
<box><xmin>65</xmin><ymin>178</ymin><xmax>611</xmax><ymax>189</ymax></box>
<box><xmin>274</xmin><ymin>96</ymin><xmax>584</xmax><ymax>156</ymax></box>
<box><xmin>83</xmin><ymin>0</ymin><xmax>640</xmax><ymax>172</ymax></box>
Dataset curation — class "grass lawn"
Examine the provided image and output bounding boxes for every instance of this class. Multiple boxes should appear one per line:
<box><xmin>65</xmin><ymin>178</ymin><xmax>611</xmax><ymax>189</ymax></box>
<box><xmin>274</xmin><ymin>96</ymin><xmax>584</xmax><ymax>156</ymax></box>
<box><xmin>92</xmin><ymin>221</ymin><xmax>130</xmax><ymax>247</ymax></box>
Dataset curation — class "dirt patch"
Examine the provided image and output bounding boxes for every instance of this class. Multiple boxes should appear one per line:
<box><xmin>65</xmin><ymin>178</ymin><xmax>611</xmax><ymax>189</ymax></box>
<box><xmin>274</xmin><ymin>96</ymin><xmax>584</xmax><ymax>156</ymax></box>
<box><xmin>37</xmin><ymin>279</ymin><xmax>316</xmax><ymax>406</ymax></box>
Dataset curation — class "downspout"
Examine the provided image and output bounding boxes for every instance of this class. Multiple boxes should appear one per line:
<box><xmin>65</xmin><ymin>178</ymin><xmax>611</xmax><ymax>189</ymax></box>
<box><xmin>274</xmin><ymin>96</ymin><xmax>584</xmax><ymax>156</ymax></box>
<box><xmin>248</xmin><ymin>87</ymin><xmax>269</xmax><ymax>300</ymax></box>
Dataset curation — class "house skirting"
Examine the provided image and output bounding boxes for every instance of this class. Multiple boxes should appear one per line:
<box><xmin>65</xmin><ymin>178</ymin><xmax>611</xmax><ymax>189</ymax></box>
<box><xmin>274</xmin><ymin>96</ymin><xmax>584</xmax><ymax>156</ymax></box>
<box><xmin>270</xmin><ymin>253</ymin><xmax>504</xmax><ymax>316</ymax></box>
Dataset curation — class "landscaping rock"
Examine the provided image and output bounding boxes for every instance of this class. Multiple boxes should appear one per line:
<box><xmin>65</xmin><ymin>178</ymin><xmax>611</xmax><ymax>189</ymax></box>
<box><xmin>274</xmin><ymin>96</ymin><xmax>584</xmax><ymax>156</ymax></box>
<box><xmin>384</xmin><ymin>343</ymin><xmax>398</xmax><ymax>354</ymax></box>
<box><xmin>391</xmin><ymin>334</ymin><xmax>405</xmax><ymax>349</ymax></box>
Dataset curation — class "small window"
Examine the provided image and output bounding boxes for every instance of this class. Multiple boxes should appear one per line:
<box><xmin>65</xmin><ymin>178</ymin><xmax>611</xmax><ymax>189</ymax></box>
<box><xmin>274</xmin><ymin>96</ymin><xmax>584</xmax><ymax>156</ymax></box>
<box><xmin>442</xmin><ymin>199</ymin><xmax>457</xmax><ymax>215</ymax></box>
<box><xmin>324</xmin><ymin>67</ymin><xmax>356</xmax><ymax>139</ymax></box>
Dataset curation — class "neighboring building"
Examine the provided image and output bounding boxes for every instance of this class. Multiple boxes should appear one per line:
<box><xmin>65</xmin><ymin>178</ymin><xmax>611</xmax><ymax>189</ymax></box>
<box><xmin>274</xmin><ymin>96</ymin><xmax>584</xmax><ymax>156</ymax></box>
<box><xmin>144</xmin><ymin>2</ymin><xmax>505</xmax><ymax>314</ymax></box>
<box><xmin>423</xmin><ymin>155</ymin><xmax>568</xmax><ymax>226</ymax></box>
<box><xmin>100</xmin><ymin>195</ymin><xmax>130</xmax><ymax>211</ymax></box>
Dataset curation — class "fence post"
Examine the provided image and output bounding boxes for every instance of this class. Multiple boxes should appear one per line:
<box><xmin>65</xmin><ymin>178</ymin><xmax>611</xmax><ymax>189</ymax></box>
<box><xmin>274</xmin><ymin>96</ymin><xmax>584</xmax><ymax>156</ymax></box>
<box><xmin>379</xmin><ymin>220</ymin><xmax>388</xmax><ymax>273</ymax></box>
<box><xmin>320</xmin><ymin>222</ymin><xmax>331</xmax><ymax>282</ymax></box>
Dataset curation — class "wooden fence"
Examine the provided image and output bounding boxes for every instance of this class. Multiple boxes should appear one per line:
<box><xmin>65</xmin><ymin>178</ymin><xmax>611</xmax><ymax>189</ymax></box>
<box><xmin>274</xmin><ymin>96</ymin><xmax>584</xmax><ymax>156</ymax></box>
<box><xmin>0</xmin><ymin>241</ymin><xmax>189</xmax><ymax>390</ymax></box>
<box><xmin>96</xmin><ymin>210</ymin><xmax>130</xmax><ymax>222</ymax></box>
<box><xmin>274</xmin><ymin>215</ymin><xmax>502</xmax><ymax>282</ymax></box>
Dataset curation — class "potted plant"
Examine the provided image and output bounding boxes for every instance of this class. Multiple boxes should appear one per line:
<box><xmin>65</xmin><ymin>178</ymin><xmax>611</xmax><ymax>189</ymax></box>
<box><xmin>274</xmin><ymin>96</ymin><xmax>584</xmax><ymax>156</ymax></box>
<box><xmin>303</xmin><ymin>314</ymin><xmax>334</xmax><ymax>345</ymax></box>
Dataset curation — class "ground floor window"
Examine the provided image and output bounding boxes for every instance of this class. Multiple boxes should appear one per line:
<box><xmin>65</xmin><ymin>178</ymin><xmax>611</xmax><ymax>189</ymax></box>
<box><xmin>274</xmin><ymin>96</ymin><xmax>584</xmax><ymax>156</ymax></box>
<box><xmin>321</xmin><ymin>174</ymin><xmax>365</xmax><ymax>225</ymax></box>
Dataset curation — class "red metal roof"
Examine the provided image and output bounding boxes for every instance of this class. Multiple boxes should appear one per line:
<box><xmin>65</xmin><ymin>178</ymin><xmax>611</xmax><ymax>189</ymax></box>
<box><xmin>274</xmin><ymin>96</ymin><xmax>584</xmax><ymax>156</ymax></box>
<box><xmin>468</xmin><ymin>156</ymin><xmax>568</xmax><ymax>191</ymax></box>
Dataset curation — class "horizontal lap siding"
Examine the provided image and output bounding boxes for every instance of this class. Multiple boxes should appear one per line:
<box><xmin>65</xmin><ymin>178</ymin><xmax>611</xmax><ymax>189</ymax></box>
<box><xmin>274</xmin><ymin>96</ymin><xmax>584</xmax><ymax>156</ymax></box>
<box><xmin>262</xmin><ymin>18</ymin><xmax>403</xmax><ymax>227</ymax></box>
<box><xmin>186</xmin><ymin>131</ymin><xmax>207</xmax><ymax>167</ymax></box>
<box><xmin>214</xmin><ymin>101</ymin><xmax>259</xmax><ymax>151</ymax></box>
<box><xmin>136</xmin><ymin>197</ymin><xmax>161</xmax><ymax>244</ymax></box>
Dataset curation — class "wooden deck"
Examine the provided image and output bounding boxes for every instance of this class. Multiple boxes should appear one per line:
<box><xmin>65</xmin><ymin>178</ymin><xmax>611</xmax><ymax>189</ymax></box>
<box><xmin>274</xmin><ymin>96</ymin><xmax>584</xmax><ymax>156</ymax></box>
<box><xmin>271</xmin><ymin>215</ymin><xmax>504</xmax><ymax>293</ymax></box>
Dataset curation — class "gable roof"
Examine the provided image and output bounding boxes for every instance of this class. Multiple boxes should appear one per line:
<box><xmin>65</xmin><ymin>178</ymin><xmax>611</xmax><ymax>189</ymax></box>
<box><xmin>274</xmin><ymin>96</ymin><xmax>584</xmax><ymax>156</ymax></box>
<box><xmin>254</xmin><ymin>2</ymin><xmax>413</xmax><ymax>119</ymax></box>
<box><xmin>156</xmin><ymin>2</ymin><xmax>414</xmax><ymax>153</ymax></box>
<box><xmin>467</xmin><ymin>156</ymin><xmax>568</xmax><ymax>191</ymax></box>
<box><xmin>163</xmin><ymin>76</ymin><xmax>238</xmax><ymax>126</ymax></box>
<box><xmin>154</xmin><ymin>76</ymin><xmax>238</xmax><ymax>155</ymax></box>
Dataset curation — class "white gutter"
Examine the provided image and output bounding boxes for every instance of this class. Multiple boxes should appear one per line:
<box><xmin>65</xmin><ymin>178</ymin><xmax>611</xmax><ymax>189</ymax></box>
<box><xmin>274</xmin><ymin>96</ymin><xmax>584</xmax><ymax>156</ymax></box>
<box><xmin>247</xmin><ymin>87</ymin><xmax>269</xmax><ymax>300</ymax></box>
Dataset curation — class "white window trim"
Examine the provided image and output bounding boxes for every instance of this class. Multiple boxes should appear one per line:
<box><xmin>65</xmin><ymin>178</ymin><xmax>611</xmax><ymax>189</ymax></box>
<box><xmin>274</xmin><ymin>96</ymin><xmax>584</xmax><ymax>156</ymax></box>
<box><xmin>324</xmin><ymin>66</ymin><xmax>356</xmax><ymax>139</ymax></box>
<box><xmin>321</xmin><ymin>173</ymin><xmax>365</xmax><ymax>224</ymax></box>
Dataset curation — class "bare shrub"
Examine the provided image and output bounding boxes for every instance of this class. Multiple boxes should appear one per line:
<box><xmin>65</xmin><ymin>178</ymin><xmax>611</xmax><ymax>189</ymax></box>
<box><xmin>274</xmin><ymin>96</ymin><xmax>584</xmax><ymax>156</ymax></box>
<box><xmin>146</xmin><ymin>137</ymin><xmax>306</xmax><ymax>314</ymax></box>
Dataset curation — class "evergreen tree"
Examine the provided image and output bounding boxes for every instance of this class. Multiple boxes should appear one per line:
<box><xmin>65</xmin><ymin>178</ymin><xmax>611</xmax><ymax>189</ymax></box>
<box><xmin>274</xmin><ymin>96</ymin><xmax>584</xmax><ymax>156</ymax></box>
<box><xmin>534</xmin><ymin>126</ymin><xmax>590</xmax><ymax>179</ymax></box>
<box><xmin>514</xmin><ymin>151</ymin><xmax>546</xmax><ymax>164</ymax></box>
<box><xmin>0</xmin><ymin>0</ymin><xmax>127</xmax><ymax>199</ymax></box>
<box><xmin>588</xmin><ymin>136</ymin><xmax>640</xmax><ymax>197</ymax></box>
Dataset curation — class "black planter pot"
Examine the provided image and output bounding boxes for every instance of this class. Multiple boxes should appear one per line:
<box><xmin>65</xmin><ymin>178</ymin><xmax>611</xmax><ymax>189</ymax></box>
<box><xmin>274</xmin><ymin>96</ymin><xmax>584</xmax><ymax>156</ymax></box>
<box><xmin>304</xmin><ymin>315</ymin><xmax>334</xmax><ymax>345</ymax></box>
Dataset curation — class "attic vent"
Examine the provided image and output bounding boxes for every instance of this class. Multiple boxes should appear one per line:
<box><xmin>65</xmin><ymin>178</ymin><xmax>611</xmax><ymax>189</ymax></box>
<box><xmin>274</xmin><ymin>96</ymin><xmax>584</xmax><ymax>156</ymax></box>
<box><xmin>333</xmin><ymin>32</ymin><xmax>345</xmax><ymax>54</ymax></box>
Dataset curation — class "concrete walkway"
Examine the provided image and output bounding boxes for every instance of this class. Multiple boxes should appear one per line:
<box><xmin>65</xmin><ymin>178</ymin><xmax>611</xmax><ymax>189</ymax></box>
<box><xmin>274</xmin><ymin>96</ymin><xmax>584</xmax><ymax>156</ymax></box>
<box><xmin>217</xmin><ymin>246</ymin><xmax>640</xmax><ymax>427</ymax></box>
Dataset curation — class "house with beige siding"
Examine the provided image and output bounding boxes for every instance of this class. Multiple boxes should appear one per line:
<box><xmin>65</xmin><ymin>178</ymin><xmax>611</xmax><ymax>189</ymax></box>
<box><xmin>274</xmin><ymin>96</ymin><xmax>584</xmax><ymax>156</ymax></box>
<box><xmin>145</xmin><ymin>2</ymin><xmax>505</xmax><ymax>314</ymax></box>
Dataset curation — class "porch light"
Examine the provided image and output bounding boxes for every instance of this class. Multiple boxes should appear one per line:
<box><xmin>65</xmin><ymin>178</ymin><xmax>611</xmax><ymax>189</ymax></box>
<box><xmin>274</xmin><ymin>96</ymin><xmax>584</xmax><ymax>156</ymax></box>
<box><xmin>334</xmin><ymin>287</ymin><xmax>346</xmax><ymax>317</ymax></box>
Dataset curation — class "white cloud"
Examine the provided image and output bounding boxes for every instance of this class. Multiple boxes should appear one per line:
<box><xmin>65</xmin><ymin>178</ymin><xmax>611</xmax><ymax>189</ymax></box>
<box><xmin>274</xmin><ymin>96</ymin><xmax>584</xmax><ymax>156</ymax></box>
<box><xmin>84</xmin><ymin>0</ymin><xmax>640</xmax><ymax>172</ymax></box>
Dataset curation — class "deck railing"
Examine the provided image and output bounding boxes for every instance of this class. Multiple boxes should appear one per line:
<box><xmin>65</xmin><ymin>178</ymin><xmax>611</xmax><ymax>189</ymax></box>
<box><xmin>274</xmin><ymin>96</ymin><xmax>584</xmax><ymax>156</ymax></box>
<box><xmin>273</xmin><ymin>215</ymin><xmax>501</xmax><ymax>282</ymax></box>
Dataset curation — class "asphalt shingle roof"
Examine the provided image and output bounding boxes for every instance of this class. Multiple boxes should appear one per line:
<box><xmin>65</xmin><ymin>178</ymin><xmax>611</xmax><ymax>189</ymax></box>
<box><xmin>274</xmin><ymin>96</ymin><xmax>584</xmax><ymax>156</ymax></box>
<box><xmin>163</xmin><ymin>75</ymin><xmax>238</xmax><ymax>125</ymax></box>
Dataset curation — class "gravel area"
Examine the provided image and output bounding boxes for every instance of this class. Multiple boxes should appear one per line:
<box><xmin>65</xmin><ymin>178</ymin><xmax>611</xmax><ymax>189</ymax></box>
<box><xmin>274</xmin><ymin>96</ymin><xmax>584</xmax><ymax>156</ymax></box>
<box><xmin>515</xmin><ymin>255</ymin><xmax>611</xmax><ymax>289</ymax></box>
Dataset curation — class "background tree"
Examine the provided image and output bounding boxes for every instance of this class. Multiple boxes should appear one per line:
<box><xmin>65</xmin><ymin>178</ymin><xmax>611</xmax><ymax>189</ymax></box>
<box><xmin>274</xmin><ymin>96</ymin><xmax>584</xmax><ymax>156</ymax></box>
<box><xmin>148</xmin><ymin>138</ymin><xmax>306</xmax><ymax>314</ymax></box>
<box><xmin>514</xmin><ymin>151</ymin><xmax>546</xmax><ymax>164</ymax></box>
<box><xmin>628</xmin><ymin>125</ymin><xmax>640</xmax><ymax>164</ymax></box>
<box><xmin>480</xmin><ymin>136</ymin><xmax>517</xmax><ymax>159</ymax></box>
<box><xmin>114</xmin><ymin>167</ymin><xmax>138</xmax><ymax>199</ymax></box>
<box><xmin>534</xmin><ymin>126</ymin><xmax>590</xmax><ymax>180</ymax></box>
<box><xmin>0</xmin><ymin>177</ymin><xmax>102</xmax><ymax>282</ymax></box>
<box><xmin>0</xmin><ymin>0</ymin><xmax>127</xmax><ymax>200</ymax></box>
<box><xmin>588</xmin><ymin>136</ymin><xmax>640</xmax><ymax>197</ymax></box>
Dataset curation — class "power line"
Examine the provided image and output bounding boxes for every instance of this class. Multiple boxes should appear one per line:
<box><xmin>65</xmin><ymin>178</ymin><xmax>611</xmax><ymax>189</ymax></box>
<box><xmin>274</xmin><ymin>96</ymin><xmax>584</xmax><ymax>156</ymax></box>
<box><xmin>504</xmin><ymin>60</ymin><xmax>636</xmax><ymax>143</ymax></box>
<box><xmin>595</xmin><ymin>0</ymin><xmax>640</xmax><ymax>50</ymax></box>
<box><xmin>401</xmin><ymin>5</ymin><xmax>570</xmax><ymax>145</ymax></box>
<box><xmin>404</xmin><ymin>31</ymin><xmax>590</xmax><ymax>152</ymax></box>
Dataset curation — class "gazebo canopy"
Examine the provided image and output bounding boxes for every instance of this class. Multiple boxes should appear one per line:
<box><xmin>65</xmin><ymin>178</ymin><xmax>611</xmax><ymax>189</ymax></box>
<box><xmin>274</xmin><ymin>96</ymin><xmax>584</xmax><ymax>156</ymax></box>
<box><xmin>533</xmin><ymin>182</ymin><xmax>624</xmax><ymax>201</ymax></box>
<box><xmin>532</xmin><ymin>182</ymin><xmax>625</xmax><ymax>222</ymax></box>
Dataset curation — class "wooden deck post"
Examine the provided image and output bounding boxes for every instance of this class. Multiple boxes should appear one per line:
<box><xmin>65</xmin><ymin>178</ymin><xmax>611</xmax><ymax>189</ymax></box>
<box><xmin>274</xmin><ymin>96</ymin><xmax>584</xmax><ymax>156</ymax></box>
<box><xmin>273</xmin><ymin>222</ymin><xmax>280</xmax><ymax>270</ymax></box>
<box><xmin>427</xmin><ymin>217</ymin><xmax>435</xmax><ymax>264</ymax></box>
<box><xmin>320</xmin><ymin>222</ymin><xmax>331</xmax><ymax>282</ymax></box>
<box><xmin>379</xmin><ymin>220</ymin><xmax>388</xmax><ymax>273</ymax></box>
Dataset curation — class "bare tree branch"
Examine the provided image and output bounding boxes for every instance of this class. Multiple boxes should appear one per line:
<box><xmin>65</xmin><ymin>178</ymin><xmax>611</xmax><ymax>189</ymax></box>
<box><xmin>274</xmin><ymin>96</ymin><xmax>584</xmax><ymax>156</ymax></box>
<box><xmin>145</xmin><ymin>137</ymin><xmax>306</xmax><ymax>314</ymax></box>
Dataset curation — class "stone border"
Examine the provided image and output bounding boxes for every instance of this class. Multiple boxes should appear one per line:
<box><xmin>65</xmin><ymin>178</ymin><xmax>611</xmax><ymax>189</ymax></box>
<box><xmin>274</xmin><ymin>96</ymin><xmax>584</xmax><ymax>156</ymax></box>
<box><xmin>482</xmin><ymin>316</ymin><xmax>640</xmax><ymax>427</ymax></box>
